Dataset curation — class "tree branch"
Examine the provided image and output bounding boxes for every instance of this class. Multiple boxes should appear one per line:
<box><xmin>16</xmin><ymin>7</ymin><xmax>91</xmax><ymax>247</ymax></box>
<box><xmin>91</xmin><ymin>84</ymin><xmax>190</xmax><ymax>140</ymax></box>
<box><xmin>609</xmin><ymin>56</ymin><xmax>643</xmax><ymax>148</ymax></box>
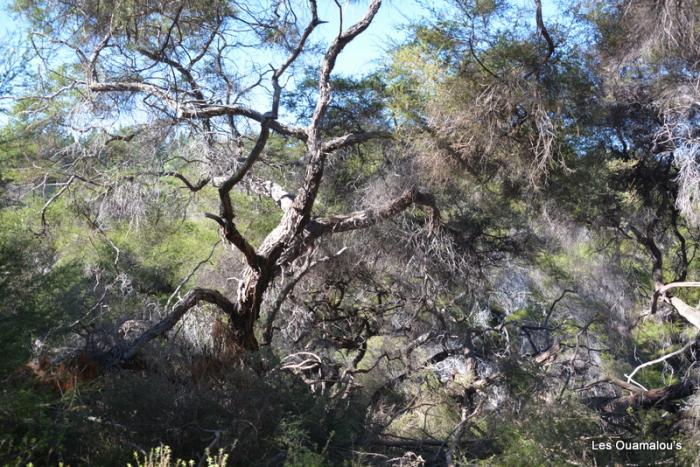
<box><xmin>652</xmin><ymin>281</ymin><xmax>700</xmax><ymax>329</ymax></box>
<box><xmin>668</xmin><ymin>295</ymin><xmax>700</xmax><ymax>330</ymax></box>
<box><xmin>179</xmin><ymin>104</ymin><xmax>308</xmax><ymax>139</ymax></box>
<box><xmin>101</xmin><ymin>287</ymin><xmax>236</xmax><ymax>365</ymax></box>
<box><xmin>534</xmin><ymin>0</ymin><xmax>555</xmax><ymax>62</ymax></box>
<box><xmin>320</xmin><ymin>131</ymin><xmax>391</xmax><ymax>153</ymax></box>
<box><xmin>261</xmin><ymin>246</ymin><xmax>346</xmax><ymax>345</ymax></box>
<box><xmin>154</xmin><ymin>171</ymin><xmax>210</xmax><ymax>192</ymax></box>
<box><xmin>312</xmin><ymin>188</ymin><xmax>441</xmax><ymax>235</ymax></box>
<box><xmin>246</xmin><ymin>177</ymin><xmax>296</xmax><ymax>211</ymax></box>
<box><xmin>308</xmin><ymin>0</ymin><xmax>382</xmax><ymax>146</ymax></box>
<box><xmin>40</xmin><ymin>175</ymin><xmax>75</xmax><ymax>229</ymax></box>
<box><xmin>257</xmin><ymin>0</ymin><xmax>383</xmax><ymax>264</ymax></box>
<box><xmin>576</xmin><ymin>375</ymin><xmax>644</xmax><ymax>395</ymax></box>
<box><xmin>88</xmin><ymin>81</ymin><xmax>177</xmax><ymax>105</ymax></box>
<box><xmin>625</xmin><ymin>334</ymin><xmax>699</xmax><ymax>384</ymax></box>
<box><xmin>88</xmin><ymin>82</ymin><xmax>307</xmax><ymax>139</ymax></box>
<box><xmin>136</xmin><ymin>47</ymin><xmax>205</xmax><ymax>100</ymax></box>
<box><xmin>599</xmin><ymin>379</ymin><xmax>697</xmax><ymax>414</ymax></box>
<box><xmin>657</xmin><ymin>281</ymin><xmax>700</xmax><ymax>295</ymax></box>
<box><xmin>629</xmin><ymin>224</ymin><xmax>665</xmax><ymax>312</ymax></box>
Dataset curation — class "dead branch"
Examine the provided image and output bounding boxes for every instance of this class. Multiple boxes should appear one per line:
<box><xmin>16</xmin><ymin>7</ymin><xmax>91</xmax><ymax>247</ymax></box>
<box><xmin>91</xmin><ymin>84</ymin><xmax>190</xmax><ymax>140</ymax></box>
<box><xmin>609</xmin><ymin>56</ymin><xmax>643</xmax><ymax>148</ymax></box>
<box><xmin>652</xmin><ymin>281</ymin><xmax>700</xmax><ymax>329</ymax></box>
<box><xmin>576</xmin><ymin>375</ymin><xmax>644</xmax><ymax>395</ymax></box>
<box><xmin>320</xmin><ymin>131</ymin><xmax>391</xmax><ymax>153</ymax></box>
<box><xmin>311</xmin><ymin>188</ymin><xmax>441</xmax><ymax>236</ymax></box>
<box><xmin>261</xmin><ymin>247</ymin><xmax>347</xmax><ymax>345</ymax></box>
<box><xmin>40</xmin><ymin>175</ymin><xmax>75</xmax><ymax>229</ymax></box>
<box><xmin>599</xmin><ymin>379</ymin><xmax>697</xmax><ymax>414</ymax></box>
<box><xmin>99</xmin><ymin>287</ymin><xmax>237</xmax><ymax>366</ymax></box>
<box><xmin>534</xmin><ymin>0</ymin><xmax>555</xmax><ymax>62</ymax></box>
<box><xmin>625</xmin><ymin>334</ymin><xmax>699</xmax><ymax>384</ymax></box>
<box><xmin>152</xmin><ymin>171</ymin><xmax>210</xmax><ymax>192</ymax></box>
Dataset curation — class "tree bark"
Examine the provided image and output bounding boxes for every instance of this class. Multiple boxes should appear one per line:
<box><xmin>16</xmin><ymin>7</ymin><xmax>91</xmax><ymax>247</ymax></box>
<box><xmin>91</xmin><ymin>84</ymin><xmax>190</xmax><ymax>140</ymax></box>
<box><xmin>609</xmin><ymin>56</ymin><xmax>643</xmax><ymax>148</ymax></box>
<box><xmin>84</xmin><ymin>0</ymin><xmax>444</xmax><ymax>360</ymax></box>
<box><xmin>599</xmin><ymin>379</ymin><xmax>697</xmax><ymax>414</ymax></box>
<box><xmin>97</xmin><ymin>287</ymin><xmax>237</xmax><ymax>367</ymax></box>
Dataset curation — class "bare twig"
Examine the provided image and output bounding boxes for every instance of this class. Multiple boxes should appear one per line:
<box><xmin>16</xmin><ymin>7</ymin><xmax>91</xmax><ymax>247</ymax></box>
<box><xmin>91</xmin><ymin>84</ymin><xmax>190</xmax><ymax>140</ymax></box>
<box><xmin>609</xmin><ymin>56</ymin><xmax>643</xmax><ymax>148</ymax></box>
<box><xmin>626</xmin><ymin>334</ymin><xmax>698</xmax><ymax>384</ymax></box>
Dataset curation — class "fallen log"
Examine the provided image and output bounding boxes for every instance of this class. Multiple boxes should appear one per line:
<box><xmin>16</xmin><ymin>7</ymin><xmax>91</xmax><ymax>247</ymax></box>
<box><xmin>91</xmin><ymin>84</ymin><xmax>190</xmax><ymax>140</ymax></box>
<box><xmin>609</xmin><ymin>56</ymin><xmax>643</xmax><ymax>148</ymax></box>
<box><xmin>598</xmin><ymin>379</ymin><xmax>697</xmax><ymax>414</ymax></box>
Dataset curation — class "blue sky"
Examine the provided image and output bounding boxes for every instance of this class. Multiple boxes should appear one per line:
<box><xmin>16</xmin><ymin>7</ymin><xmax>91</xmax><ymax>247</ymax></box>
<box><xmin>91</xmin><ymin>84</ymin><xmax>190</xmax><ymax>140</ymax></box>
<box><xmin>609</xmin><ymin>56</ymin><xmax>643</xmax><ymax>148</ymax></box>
<box><xmin>0</xmin><ymin>0</ymin><xmax>558</xmax><ymax>78</ymax></box>
<box><xmin>0</xmin><ymin>0</ymin><xmax>429</xmax><ymax>76</ymax></box>
<box><xmin>316</xmin><ymin>1</ymin><xmax>431</xmax><ymax>75</ymax></box>
<box><xmin>0</xmin><ymin>0</ymin><xmax>431</xmax><ymax>116</ymax></box>
<box><xmin>297</xmin><ymin>0</ymin><xmax>558</xmax><ymax>75</ymax></box>
<box><xmin>0</xmin><ymin>0</ymin><xmax>558</xmax><ymax>124</ymax></box>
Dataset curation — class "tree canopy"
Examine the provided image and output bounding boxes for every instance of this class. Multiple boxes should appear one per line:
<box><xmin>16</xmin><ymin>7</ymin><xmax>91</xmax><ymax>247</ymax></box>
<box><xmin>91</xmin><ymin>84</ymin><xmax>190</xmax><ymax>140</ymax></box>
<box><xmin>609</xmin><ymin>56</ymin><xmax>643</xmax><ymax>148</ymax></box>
<box><xmin>2</xmin><ymin>0</ymin><xmax>700</xmax><ymax>465</ymax></box>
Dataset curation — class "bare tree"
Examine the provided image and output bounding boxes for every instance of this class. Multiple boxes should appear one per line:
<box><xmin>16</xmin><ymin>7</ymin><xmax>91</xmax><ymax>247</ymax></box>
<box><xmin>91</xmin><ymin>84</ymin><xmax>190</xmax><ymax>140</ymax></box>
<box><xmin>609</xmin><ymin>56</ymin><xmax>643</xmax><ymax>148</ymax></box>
<box><xmin>17</xmin><ymin>0</ymin><xmax>443</xmax><ymax>362</ymax></box>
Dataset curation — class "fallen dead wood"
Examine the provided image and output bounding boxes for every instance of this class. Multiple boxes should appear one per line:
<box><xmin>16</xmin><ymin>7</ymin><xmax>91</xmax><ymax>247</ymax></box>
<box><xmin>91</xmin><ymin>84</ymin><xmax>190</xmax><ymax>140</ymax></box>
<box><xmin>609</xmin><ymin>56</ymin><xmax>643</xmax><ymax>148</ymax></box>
<box><xmin>598</xmin><ymin>379</ymin><xmax>697</xmax><ymax>414</ymax></box>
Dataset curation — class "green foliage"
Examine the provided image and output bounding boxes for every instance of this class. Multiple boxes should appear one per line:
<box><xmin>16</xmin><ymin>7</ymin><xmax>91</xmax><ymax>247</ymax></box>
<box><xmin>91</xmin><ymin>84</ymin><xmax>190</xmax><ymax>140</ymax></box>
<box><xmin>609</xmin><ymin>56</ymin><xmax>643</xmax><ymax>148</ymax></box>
<box><xmin>128</xmin><ymin>445</ymin><xmax>229</xmax><ymax>467</ymax></box>
<box><xmin>627</xmin><ymin>320</ymin><xmax>692</xmax><ymax>388</ymax></box>
<box><xmin>106</xmin><ymin>219</ymin><xmax>219</xmax><ymax>294</ymax></box>
<box><xmin>0</xmin><ymin>206</ymin><xmax>90</xmax><ymax>375</ymax></box>
<box><xmin>12</xmin><ymin>0</ymin><xmax>233</xmax><ymax>42</ymax></box>
<box><xmin>2</xmin><ymin>0</ymin><xmax>700</xmax><ymax>465</ymax></box>
<box><xmin>480</xmin><ymin>400</ymin><xmax>604</xmax><ymax>466</ymax></box>
<box><xmin>0</xmin><ymin>389</ymin><xmax>55</xmax><ymax>466</ymax></box>
<box><xmin>276</xmin><ymin>418</ymin><xmax>330</xmax><ymax>467</ymax></box>
<box><xmin>227</xmin><ymin>191</ymin><xmax>282</xmax><ymax>247</ymax></box>
<box><xmin>284</xmin><ymin>74</ymin><xmax>388</xmax><ymax>133</ymax></box>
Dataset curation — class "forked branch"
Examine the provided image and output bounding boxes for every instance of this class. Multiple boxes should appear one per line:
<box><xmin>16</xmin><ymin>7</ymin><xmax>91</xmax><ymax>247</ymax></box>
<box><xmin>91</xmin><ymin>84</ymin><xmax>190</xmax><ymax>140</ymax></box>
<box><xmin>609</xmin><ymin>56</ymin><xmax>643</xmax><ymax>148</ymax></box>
<box><xmin>652</xmin><ymin>281</ymin><xmax>700</xmax><ymax>329</ymax></box>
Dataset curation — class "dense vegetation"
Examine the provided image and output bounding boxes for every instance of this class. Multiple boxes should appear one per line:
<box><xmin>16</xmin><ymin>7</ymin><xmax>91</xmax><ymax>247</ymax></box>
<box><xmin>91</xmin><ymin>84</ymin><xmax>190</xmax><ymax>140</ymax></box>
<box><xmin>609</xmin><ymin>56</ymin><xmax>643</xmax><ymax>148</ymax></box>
<box><xmin>2</xmin><ymin>0</ymin><xmax>700</xmax><ymax>465</ymax></box>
